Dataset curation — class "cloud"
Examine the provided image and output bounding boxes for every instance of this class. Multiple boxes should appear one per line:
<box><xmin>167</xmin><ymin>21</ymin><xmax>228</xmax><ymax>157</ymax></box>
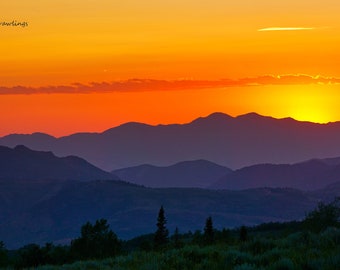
<box><xmin>0</xmin><ymin>75</ymin><xmax>339</xmax><ymax>95</ymax></box>
<box><xmin>258</xmin><ymin>27</ymin><xmax>314</xmax><ymax>32</ymax></box>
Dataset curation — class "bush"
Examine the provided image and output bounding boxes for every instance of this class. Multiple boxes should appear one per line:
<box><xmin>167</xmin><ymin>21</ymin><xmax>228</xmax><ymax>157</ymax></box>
<box><xmin>225</xmin><ymin>249</ymin><xmax>254</xmax><ymax>267</ymax></box>
<box><xmin>267</xmin><ymin>258</ymin><xmax>294</xmax><ymax>270</ymax></box>
<box><xmin>234</xmin><ymin>263</ymin><xmax>258</xmax><ymax>270</ymax></box>
<box><xmin>242</xmin><ymin>237</ymin><xmax>276</xmax><ymax>255</ymax></box>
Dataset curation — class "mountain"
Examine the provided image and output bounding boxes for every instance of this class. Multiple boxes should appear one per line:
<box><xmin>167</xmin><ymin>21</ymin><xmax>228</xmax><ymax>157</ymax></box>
<box><xmin>0</xmin><ymin>145</ymin><xmax>116</xmax><ymax>181</ymax></box>
<box><xmin>112</xmin><ymin>160</ymin><xmax>232</xmax><ymax>188</ymax></box>
<box><xmin>2</xmin><ymin>112</ymin><xmax>340</xmax><ymax>171</ymax></box>
<box><xmin>211</xmin><ymin>158</ymin><xmax>340</xmax><ymax>190</ymax></box>
<box><xmin>1</xmin><ymin>179</ymin><xmax>339</xmax><ymax>249</ymax></box>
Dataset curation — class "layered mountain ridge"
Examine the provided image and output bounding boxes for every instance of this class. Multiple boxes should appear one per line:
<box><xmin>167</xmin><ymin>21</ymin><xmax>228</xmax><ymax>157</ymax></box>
<box><xmin>0</xmin><ymin>145</ymin><xmax>116</xmax><ymax>181</ymax></box>
<box><xmin>2</xmin><ymin>112</ymin><xmax>340</xmax><ymax>171</ymax></box>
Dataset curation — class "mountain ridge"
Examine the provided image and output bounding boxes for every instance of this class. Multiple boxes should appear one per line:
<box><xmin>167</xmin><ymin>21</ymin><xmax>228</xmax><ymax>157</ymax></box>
<box><xmin>0</xmin><ymin>145</ymin><xmax>117</xmax><ymax>181</ymax></box>
<box><xmin>2</xmin><ymin>112</ymin><xmax>340</xmax><ymax>170</ymax></box>
<box><xmin>211</xmin><ymin>157</ymin><xmax>340</xmax><ymax>190</ymax></box>
<box><xmin>112</xmin><ymin>159</ymin><xmax>232</xmax><ymax>188</ymax></box>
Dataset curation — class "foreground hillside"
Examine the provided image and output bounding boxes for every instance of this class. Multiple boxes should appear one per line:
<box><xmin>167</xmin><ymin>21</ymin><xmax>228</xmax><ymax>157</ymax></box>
<box><xmin>1</xmin><ymin>192</ymin><xmax>338</xmax><ymax>269</ymax></box>
<box><xmin>32</xmin><ymin>230</ymin><xmax>340</xmax><ymax>270</ymax></box>
<box><xmin>14</xmin><ymin>215</ymin><xmax>340</xmax><ymax>270</ymax></box>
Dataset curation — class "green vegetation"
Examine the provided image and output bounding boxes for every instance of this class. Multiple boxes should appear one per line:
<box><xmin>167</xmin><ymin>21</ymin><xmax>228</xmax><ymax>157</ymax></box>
<box><xmin>304</xmin><ymin>197</ymin><xmax>340</xmax><ymax>232</ymax></box>
<box><xmin>0</xmin><ymin>241</ymin><xmax>8</xmax><ymax>268</ymax></box>
<box><xmin>21</xmin><ymin>229</ymin><xmax>340</xmax><ymax>270</ymax></box>
<box><xmin>0</xmin><ymin>198</ymin><xmax>339</xmax><ymax>269</ymax></box>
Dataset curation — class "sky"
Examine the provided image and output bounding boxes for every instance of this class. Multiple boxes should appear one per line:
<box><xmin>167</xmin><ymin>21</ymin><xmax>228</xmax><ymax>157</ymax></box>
<box><xmin>1</xmin><ymin>0</ymin><xmax>340</xmax><ymax>136</ymax></box>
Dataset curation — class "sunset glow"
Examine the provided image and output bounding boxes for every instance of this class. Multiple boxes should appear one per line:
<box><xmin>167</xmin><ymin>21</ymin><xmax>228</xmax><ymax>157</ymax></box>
<box><xmin>258</xmin><ymin>27</ymin><xmax>314</xmax><ymax>32</ymax></box>
<box><xmin>1</xmin><ymin>0</ymin><xmax>340</xmax><ymax>136</ymax></box>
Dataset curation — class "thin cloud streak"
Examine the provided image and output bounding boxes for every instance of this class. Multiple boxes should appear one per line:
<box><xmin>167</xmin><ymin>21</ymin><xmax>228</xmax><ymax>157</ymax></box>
<box><xmin>258</xmin><ymin>27</ymin><xmax>314</xmax><ymax>32</ymax></box>
<box><xmin>0</xmin><ymin>75</ymin><xmax>339</xmax><ymax>95</ymax></box>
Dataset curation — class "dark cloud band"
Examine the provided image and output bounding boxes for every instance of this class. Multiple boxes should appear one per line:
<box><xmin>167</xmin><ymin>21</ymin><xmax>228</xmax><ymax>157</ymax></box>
<box><xmin>0</xmin><ymin>75</ymin><xmax>339</xmax><ymax>95</ymax></box>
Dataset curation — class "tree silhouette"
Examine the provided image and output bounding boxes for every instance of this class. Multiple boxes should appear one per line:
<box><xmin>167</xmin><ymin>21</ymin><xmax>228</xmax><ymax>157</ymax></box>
<box><xmin>71</xmin><ymin>219</ymin><xmax>121</xmax><ymax>260</ymax></box>
<box><xmin>304</xmin><ymin>197</ymin><xmax>340</xmax><ymax>232</ymax></box>
<box><xmin>203</xmin><ymin>216</ymin><xmax>214</xmax><ymax>244</ymax></box>
<box><xmin>0</xmin><ymin>241</ymin><xmax>8</xmax><ymax>268</ymax></box>
<box><xmin>154</xmin><ymin>206</ymin><xmax>169</xmax><ymax>249</ymax></box>
<box><xmin>172</xmin><ymin>227</ymin><xmax>183</xmax><ymax>248</ymax></box>
<box><xmin>17</xmin><ymin>244</ymin><xmax>44</xmax><ymax>268</ymax></box>
<box><xmin>240</xmin><ymin>225</ymin><xmax>248</xmax><ymax>242</ymax></box>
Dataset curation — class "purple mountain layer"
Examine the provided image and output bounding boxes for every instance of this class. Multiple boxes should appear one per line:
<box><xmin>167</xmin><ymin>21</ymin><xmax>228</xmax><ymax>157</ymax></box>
<box><xmin>0</xmin><ymin>145</ymin><xmax>116</xmax><ymax>181</ymax></box>
<box><xmin>2</xmin><ymin>112</ymin><xmax>340</xmax><ymax>171</ymax></box>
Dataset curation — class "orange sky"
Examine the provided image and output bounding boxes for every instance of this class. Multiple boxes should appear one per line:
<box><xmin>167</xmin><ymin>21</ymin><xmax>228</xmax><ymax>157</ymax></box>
<box><xmin>1</xmin><ymin>0</ymin><xmax>340</xmax><ymax>136</ymax></box>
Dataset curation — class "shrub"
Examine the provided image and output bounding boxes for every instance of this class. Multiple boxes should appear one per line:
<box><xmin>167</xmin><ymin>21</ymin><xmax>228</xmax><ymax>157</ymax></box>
<box><xmin>267</xmin><ymin>258</ymin><xmax>294</xmax><ymax>270</ymax></box>
<box><xmin>234</xmin><ymin>263</ymin><xmax>258</xmax><ymax>270</ymax></box>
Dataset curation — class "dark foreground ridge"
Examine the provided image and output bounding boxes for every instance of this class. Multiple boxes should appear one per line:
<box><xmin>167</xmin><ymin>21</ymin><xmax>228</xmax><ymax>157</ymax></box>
<box><xmin>0</xmin><ymin>198</ymin><xmax>339</xmax><ymax>269</ymax></box>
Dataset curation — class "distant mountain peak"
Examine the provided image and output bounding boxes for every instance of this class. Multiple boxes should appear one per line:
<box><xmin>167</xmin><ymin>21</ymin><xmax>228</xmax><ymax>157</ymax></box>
<box><xmin>206</xmin><ymin>112</ymin><xmax>233</xmax><ymax>119</ymax></box>
<box><xmin>190</xmin><ymin>112</ymin><xmax>233</xmax><ymax>125</ymax></box>
<box><xmin>103</xmin><ymin>122</ymin><xmax>151</xmax><ymax>134</ymax></box>
<box><xmin>13</xmin><ymin>144</ymin><xmax>55</xmax><ymax>157</ymax></box>
<box><xmin>238</xmin><ymin>112</ymin><xmax>262</xmax><ymax>118</ymax></box>
<box><xmin>236</xmin><ymin>112</ymin><xmax>276</xmax><ymax>121</ymax></box>
<box><xmin>14</xmin><ymin>144</ymin><xmax>31</xmax><ymax>151</ymax></box>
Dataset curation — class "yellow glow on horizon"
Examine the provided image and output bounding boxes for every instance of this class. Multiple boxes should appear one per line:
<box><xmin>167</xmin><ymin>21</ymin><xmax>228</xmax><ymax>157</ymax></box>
<box><xmin>286</xmin><ymin>90</ymin><xmax>335</xmax><ymax>124</ymax></box>
<box><xmin>258</xmin><ymin>27</ymin><xmax>314</xmax><ymax>32</ymax></box>
<box><xmin>0</xmin><ymin>84</ymin><xmax>339</xmax><ymax>136</ymax></box>
<box><xmin>256</xmin><ymin>85</ymin><xmax>339</xmax><ymax>124</ymax></box>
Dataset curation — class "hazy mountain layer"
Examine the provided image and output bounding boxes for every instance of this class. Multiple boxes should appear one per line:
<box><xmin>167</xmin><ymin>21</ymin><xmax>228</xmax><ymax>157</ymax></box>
<box><xmin>2</xmin><ymin>113</ymin><xmax>340</xmax><ymax>171</ymax></box>
<box><xmin>211</xmin><ymin>158</ymin><xmax>340</xmax><ymax>190</ymax></box>
<box><xmin>112</xmin><ymin>159</ymin><xmax>232</xmax><ymax>188</ymax></box>
<box><xmin>1</xmin><ymin>179</ymin><xmax>339</xmax><ymax>249</ymax></box>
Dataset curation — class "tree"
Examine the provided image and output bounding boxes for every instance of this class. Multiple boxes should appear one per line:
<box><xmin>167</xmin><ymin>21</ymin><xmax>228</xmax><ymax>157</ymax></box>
<box><xmin>203</xmin><ymin>216</ymin><xmax>214</xmax><ymax>244</ymax></box>
<box><xmin>71</xmin><ymin>219</ymin><xmax>121</xmax><ymax>260</ymax></box>
<box><xmin>218</xmin><ymin>228</ymin><xmax>231</xmax><ymax>244</ymax></box>
<box><xmin>240</xmin><ymin>225</ymin><xmax>248</xmax><ymax>242</ymax></box>
<box><xmin>0</xmin><ymin>241</ymin><xmax>8</xmax><ymax>268</ymax></box>
<box><xmin>304</xmin><ymin>197</ymin><xmax>340</xmax><ymax>232</ymax></box>
<box><xmin>154</xmin><ymin>206</ymin><xmax>169</xmax><ymax>249</ymax></box>
<box><xmin>17</xmin><ymin>244</ymin><xmax>44</xmax><ymax>268</ymax></box>
<box><xmin>41</xmin><ymin>243</ymin><xmax>71</xmax><ymax>266</ymax></box>
<box><xmin>171</xmin><ymin>227</ymin><xmax>183</xmax><ymax>248</ymax></box>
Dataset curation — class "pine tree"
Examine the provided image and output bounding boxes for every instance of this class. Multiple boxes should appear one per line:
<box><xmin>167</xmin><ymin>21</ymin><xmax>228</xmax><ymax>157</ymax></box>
<box><xmin>154</xmin><ymin>206</ymin><xmax>169</xmax><ymax>249</ymax></box>
<box><xmin>172</xmin><ymin>227</ymin><xmax>182</xmax><ymax>248</ymax></box>
<box><xmin>240</xmin><ymin>225</ymin><xmax>248</xmax><ymax>242</ymax></box>
<box><xmin>0</xmin><ymin>241</ymin><xmax>8</xmax><ymax>268</ymax></box>
<box><xmin>204</xmin><ymin>216</ymin><xmax>214</xmax><ymax>244</ymax></box>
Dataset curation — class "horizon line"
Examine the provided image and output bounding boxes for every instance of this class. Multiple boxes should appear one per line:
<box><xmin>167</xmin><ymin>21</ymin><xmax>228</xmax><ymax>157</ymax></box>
<box><xmin>0</xmin><ymin>112</ymin><xmax>335</xmax><ymax>138</ymax></box>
